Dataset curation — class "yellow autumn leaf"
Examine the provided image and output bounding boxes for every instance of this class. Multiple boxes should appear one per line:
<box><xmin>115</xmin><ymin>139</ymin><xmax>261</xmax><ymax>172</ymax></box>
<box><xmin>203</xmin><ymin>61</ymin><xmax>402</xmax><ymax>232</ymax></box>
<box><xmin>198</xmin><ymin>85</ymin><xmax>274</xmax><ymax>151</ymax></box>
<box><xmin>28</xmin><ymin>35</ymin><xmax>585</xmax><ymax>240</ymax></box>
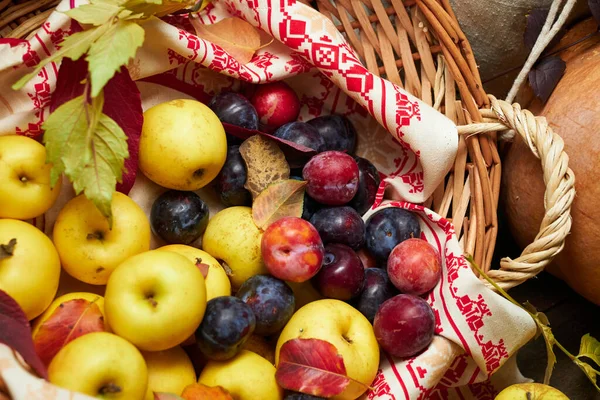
<box><xmin>191</xmin><ymin>17</ymin><xmax>262</xmax><ymax>65</ymax></box>
<box><xmin>252</xmin><ymin>179</ymin><xmax>307</xmax><ymax>229</ymax></box>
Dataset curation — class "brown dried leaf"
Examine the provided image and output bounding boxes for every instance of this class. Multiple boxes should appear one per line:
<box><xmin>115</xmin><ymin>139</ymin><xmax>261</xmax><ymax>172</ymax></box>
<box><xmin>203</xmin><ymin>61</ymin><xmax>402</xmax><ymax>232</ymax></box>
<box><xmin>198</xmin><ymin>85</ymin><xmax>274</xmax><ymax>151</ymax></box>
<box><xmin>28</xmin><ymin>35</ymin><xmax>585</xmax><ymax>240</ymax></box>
<box><xmin>239</xmin><ymin>135</ymin><xmax>290</xmax><ymax>200</ymax></box>
<box><xmin>252</xmin><ymin>180</ymin><xmax>306</xmax><ymax>229</ymax></box>
<box><xmin>191</xmin><ymin>17</ymin><xmax>261</xmax><ymax>65</ymax></box>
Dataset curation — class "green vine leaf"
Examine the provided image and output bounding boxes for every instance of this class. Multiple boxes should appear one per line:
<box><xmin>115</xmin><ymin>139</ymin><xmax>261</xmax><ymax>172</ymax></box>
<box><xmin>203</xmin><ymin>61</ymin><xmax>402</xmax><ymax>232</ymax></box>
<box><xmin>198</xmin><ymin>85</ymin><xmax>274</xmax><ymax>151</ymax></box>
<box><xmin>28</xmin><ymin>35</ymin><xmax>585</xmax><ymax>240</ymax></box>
<box><xmin>65</xmin><ymin>2</ymin><xmax>124</xmax><ymax>26</ymax></box>
<box><xmin>578</xmin><ymin>334</ymin><xmax>600</xmax><ymax>367</ymax></box>
<box><xmin>12</xmin><ymin>24</ymin><xmax>109</xmax><ymax>91</ymax></box>
<box><xmin>86</xmin><ymin>20</ymin><xmax>145</xmax><ymax>97</ymax></box>
<box><xmin>539</xmin><ymin>324</ymin><xmax>557</xmax><ymax>385</ymax></box>
<box><xmin>575</xmin><ymin>359</ymin><xmax>600</xmax><ymax>391</ymax></box>
<box><xmin>43</xmin><ymin>92</ymin><xmax>128</xmax><ymax>227</ymax></box>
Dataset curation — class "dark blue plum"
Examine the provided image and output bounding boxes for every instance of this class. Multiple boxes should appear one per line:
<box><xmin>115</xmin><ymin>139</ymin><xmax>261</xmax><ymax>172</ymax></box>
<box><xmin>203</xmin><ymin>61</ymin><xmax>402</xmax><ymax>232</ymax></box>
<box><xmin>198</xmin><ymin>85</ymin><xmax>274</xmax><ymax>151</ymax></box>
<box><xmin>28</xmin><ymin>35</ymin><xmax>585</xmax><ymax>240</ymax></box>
<box><xmin>236</xmin><ymin>275</ymin><xmax>295</xmax><ymax>335</ymax></box>
<box><xmin>194</xmin><ymin>296</ymin><xmax>256</xmax><ymax>361</ymax></box>
<box><xmin>309</xmin><ymin>206</ymin><xmax>365</xmax><ymax>249</ymax></box>
<box><xmin>365</xmin><ymin>208</ymin><xmax>421</xmax><ymax>262</ymax></box>
<box><xmin>355</xmin><ymin>268</ymin><xmax>398</xmax><ymax>323</ymax></box>
<box><xmin>290</xmin><ymin>175</ymin><xmax>323</xmax><ymax>220</ymax></box>
<box><xmin>273</xmin><ymin>121</ymin><xmax>326</xmax><ymax>152</ymax></box>
<box><xmin>214</xmin><ymin>145</ymin><xmax>252</xmax><ymax>207</ymax></box>
<box><xmin>349</xmin><ymin>157</ymin><xmax>381</xmax><ymax>215</ymax></box>
<box><xmin>150</xmin><ymin>190</ymin><xmax>209</xmax><ymax>244</ymax></box>
<box><xmin>209</xmin><ymin>92</ymin><xmax>259</xmax><ymax>130</ymax></box>
<box><xmin>307</xmin><ymin>114</ymin><xmax>357</xmax><ymax>153</ymax></box>
<box><xmin>284</xmin><ymin>393</ymin><xmax>326</xmax><ymax>400</ymax></box>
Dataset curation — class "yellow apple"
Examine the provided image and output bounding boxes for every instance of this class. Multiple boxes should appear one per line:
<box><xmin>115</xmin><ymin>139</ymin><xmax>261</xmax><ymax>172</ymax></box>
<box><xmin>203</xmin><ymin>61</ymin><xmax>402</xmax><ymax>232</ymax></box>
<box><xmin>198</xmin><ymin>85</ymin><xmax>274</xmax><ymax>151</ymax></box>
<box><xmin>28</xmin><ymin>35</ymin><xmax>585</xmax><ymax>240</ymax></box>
<box><xmin>495</xmin><ymin>383</ymin><xmax>569</xmax><ymax>399</ymax></box>
<box><xmin>158</xmin><ymin>244</ymin><xmax>231</xmax><ymax>301</ymax></box>
<box><xmin>0</xmin><ymin>135</ymin><xmax>61</xmax><ymax>219</ymax></box>
<box><xmin>104</xmin><ymin>250</ymin><xmax>207</xmax><ymax>351</ymax></box>
<box><xmin>139</xmin><ymin>99</ymin><xmax>227</xmax><ymax>190</ymax></box>
<box><xmin>276</xmin><ymin>299</ymin><xmax>380</xmax><ymax>400</ymax></box>
<box><xmin>0</xmin><ymin>219</ymin><xmax>60</xmax><ymax>320</ymax></box>
<box><xmin>202</xmin><ymin>207</ymin><xmax>267</xmax><ymax>289</ymax></box>
<box><xmin>199</xmin><ymin>350</ymin><xmax>283</xmax><ymax>400</ymax></box>
<box><xmin>31</xmin><ymin>292</ymin><xmax>110</xmax><ymax>338</ymax></box>
<box><xmin>142</xmin><ymin>346</ymin><xmax>196</xmax><ymax>400</ymax></box>
<box><xmin>53</xmin><ymin>192</ymin><xmax>151</xmax><ymax>285</ymax></box>
<box><xmin>48</xmin><ymin>332</ymin><xmax>147</xmax><ymax>400</ymax></box>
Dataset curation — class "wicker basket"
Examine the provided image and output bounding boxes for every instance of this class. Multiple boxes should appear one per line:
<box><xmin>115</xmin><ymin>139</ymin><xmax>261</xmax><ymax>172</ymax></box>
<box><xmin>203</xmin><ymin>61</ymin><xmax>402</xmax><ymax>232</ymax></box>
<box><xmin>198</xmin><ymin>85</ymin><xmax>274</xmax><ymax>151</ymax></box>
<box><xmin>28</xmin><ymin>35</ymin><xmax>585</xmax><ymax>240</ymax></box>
<box><xmin>0</xmin><ymin>0</ymin><xmax>575</xmax><ymax>291</ymax></box>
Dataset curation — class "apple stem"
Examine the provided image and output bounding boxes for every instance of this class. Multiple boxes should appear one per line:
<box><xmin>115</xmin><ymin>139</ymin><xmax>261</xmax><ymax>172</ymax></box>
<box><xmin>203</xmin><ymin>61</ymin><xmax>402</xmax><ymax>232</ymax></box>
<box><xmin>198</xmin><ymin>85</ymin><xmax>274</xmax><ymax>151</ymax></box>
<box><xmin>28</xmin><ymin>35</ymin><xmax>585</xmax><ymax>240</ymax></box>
<box><xmin>87</xmin><ymin>231</ymin><xmax>104</xmax><ymax>241</ymax></box>
<box><xmin>0</xmin><ymin>239</ymin><xmax>17</xmax><ymax>260</ymax></box>
<box><xmin>98</xmin><ymin>383</ymin><xmax>121</xmax><ymax>395</ymax></box>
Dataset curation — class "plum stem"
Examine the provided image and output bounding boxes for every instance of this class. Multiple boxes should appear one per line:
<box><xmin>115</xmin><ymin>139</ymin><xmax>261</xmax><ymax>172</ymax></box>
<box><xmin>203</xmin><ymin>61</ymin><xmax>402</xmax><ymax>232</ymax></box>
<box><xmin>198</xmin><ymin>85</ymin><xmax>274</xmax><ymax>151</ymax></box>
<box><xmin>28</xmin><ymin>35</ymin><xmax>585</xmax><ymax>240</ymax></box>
<box><xmin>0</xmin><ymin>239</ymin><xmax>17</xmax><ymax>260</ymax></box>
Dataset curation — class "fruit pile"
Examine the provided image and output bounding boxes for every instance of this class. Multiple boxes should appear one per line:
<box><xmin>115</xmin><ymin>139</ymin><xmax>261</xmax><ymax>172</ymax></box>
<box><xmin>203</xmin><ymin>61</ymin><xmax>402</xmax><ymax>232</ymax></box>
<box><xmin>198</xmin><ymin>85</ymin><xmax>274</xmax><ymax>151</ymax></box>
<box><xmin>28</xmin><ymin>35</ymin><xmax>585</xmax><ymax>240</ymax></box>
<box><xmin>0</xmin><ymin>82</ymin><xmax>443</xmax><ymax>400</ymax></box>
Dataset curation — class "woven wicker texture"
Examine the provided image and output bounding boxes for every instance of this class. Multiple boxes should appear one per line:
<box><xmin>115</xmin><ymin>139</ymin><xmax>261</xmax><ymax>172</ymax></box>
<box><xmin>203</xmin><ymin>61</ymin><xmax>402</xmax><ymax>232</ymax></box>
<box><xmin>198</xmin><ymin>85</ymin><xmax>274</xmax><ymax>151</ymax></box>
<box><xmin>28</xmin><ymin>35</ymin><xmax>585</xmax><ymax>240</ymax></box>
<box><xmin>0</xmin><ymin>0</ymin><xmax>575</xmax><ymax>290</ymax></box>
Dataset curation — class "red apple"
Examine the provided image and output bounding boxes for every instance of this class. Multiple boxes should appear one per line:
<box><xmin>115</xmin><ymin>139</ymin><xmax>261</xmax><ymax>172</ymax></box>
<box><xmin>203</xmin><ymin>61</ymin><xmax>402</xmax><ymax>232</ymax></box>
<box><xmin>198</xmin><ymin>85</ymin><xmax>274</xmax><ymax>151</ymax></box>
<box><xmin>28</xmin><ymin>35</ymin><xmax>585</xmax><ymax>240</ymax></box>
<box><xmin>250</xmin><ymin>82</ymin><xmax>301</xmax><ymax>131</ymax></box>
<box><xmin>261</xmin><ymin>217</ymin><xmax>324</xmax><ymax>282</ymax></box>
<box><xmin>387</xmin><ymin>238</ymin><xmax>441</xmax><ymax>295</ymax></box>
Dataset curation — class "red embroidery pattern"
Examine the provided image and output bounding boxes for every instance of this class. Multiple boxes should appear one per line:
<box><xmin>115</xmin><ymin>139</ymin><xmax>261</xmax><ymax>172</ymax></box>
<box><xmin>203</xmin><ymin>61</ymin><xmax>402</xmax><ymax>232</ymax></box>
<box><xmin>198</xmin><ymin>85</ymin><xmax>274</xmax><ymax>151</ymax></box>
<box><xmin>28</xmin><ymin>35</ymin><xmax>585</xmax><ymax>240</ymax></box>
<box><xmin>253</xmin><ymin>51</ymin><xmax>278</xmax><ymax>80</ymax></box>
<box><xmin>406</xmin><ymin>360</ymin><xmax>431</xmax><ymax>400</ymax></box>
<box><xmin>367</xmin><ymin>369</ymin><xmax>397</xmax><ymax>400</ymax></box>
<box><xmin>437</xmin><ymin>354</ymin><xmax>469</xmax><ymax>388</ymax></box>
<box><xmin>401</xmin><ymin>171</ymin><xmax>424</xmax><ymax>194</ymax></box>
<box><xmin>285</xmin><ymin>52</ymin><xmax>314</xmax><ymax>74</ymax></box>
<box><xmin>445</xmin><ymin>250</ymin><xmax>509</xmax><ymax>373</ymax></box>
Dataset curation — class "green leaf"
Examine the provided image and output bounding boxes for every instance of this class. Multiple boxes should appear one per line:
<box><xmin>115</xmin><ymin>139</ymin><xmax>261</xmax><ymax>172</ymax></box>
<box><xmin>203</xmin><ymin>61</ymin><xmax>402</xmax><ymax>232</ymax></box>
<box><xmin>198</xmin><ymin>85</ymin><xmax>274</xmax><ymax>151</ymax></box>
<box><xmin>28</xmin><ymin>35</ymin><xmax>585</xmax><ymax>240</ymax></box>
<box><xmin>43</xmin><ymin>93</ymin><xmax>128</xmax><ymax>227</ymax></box>
<box><xmin>578</xmin><ymin>334</ymin><xmax>600</xmax><ymax>367</ymax></box>
<box><xmin>65</xmin><ymin>2</ymin><xmax>123</xmax><ymax>26</ymax></box>
<box><xmin>539</xmin><ymin>324</ymin><xmax>557</xmax><ymax>384</ymax></box>
<box><xmin>12</xmin><ymin>25</ymin><xmax>109</xmax><ymax>91</ymax></box>
<box><xmin>86</xmin><ymin>20</ymin><xmax>145</xmax><ymax>97</ymax></box>
<box><xmin>43</xmin><ymin>95</ymin><xmax>88</xmax><ymax>185</ymax></box>
<box><xmin>72</xmin><ymin>112</ymin><xmax>128</xmax><ymax>225</ymax></box>
<box><xmin>575</xmin><ymin>360</ymin><xmax>600</xmax><ymax>391</ymax></box>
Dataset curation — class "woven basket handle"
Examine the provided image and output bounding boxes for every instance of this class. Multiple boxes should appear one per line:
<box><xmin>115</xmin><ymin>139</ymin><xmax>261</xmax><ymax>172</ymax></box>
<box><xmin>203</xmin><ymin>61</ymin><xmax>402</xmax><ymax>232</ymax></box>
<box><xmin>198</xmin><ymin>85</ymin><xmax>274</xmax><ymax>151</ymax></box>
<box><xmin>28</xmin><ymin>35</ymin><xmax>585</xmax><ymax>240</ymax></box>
<box><xmin>457</xmin><ymin>95</ymin><xmax>575</xmax><ymax>291</ymax></box>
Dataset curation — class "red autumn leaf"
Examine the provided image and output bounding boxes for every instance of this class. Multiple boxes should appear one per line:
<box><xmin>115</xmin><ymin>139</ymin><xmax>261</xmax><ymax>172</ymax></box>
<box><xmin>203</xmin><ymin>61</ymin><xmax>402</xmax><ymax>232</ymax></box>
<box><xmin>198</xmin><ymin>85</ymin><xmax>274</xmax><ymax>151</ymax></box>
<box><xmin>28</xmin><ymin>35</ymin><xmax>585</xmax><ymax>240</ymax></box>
<box><xmin>194</xmin><ymin>258</ymin><xmax>210</xmax><ymax>279</ymax></box>
<box><xmin>276</xmin><ymin>338</ymin><xmax>350</xmax><ymax>397</ymax></box>
<box><xmin>181</xmin><ymin>383</ymin><xmax>234</xmax><ymax>400</ymax></box>
<box><xmin>0</xmin><ymin>290</ymin><xmax>47</xmax><ymax>378</ymax></box>
<box><xmin>50</xmin><ymin>57</ymin><xmax>143</xmax><ymax>194</ymax></box>
<box><xmin>33</xmin><ymin>298</ymin><xmax>105</xmax><ymax>366</ymax></box>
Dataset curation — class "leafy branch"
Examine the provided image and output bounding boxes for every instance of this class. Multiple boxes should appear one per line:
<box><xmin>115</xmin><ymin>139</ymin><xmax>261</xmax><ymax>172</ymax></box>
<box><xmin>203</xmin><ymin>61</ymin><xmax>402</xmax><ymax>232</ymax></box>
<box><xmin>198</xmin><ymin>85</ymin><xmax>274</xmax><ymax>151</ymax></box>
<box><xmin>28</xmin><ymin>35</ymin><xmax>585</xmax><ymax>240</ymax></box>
<box><xmin>12</xmin><ymin>0</ymin><xmax>197</xmax><ymax>226</ymax></box>
<box><xmin>466</xmin><ymin>255</ymin><xmax>600</xmax><ymax>392</ymax></box>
